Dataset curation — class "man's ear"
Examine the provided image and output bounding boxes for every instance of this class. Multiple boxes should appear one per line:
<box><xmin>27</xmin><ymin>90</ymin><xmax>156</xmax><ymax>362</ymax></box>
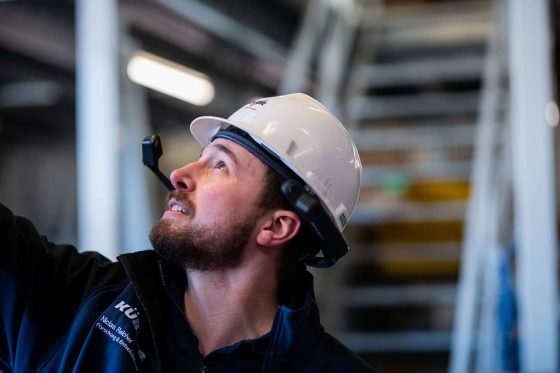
<box><xmin>256</xmin><ymin>210</ymin><xmax>301</xmax><ymax>247</ymax></box>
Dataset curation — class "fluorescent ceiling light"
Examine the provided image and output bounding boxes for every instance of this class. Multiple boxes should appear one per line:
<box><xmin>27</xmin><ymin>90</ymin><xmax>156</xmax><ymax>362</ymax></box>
<box><xmin>127</xmin><ymin>51</ymin><xmax>215</xmax><ymax>106</ymax></box>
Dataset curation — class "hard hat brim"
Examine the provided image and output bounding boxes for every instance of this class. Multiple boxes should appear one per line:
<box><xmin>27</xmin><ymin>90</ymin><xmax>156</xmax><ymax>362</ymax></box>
<box><xmin>190</xmin><ymin>116</ymin><xmax>236</xmax><ymax>147</ymax></box>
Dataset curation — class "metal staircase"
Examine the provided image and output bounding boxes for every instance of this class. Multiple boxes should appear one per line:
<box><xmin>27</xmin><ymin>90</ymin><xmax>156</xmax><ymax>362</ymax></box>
<box><xmin>304</xmin><ymin>1</ymin><xmax>493</xmax><ymax>371</ymax></box>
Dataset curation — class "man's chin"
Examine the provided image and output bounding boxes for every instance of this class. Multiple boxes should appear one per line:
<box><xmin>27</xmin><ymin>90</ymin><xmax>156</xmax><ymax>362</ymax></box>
<box><xmin>149</xmin><ymin>217</ymin><xmax>250</xmax><ymax>272</ymax></box>
<box><xmin>149</xmin><ymin>220</ymin><xmax>181</xmax><ymax>260</ymax></box>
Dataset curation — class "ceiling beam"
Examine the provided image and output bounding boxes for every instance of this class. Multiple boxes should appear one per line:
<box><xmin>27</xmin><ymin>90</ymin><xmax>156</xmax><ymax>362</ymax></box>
<box><xmin>0</xmin><ymin>6</ymin><xmax>74</xmax><ymax>70</ymax></box>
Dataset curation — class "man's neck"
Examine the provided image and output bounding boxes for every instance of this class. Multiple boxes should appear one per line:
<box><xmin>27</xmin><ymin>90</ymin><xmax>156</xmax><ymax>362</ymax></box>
<box><xmin>183</xmin><ymin>264</ymin><xmax>279</xmax><ymax>356</ymax></box>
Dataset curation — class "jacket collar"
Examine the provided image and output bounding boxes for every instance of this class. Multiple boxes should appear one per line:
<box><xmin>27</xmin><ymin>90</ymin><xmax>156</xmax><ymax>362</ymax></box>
<box><xmin>118</xmin><ymin>250</ymin><xmax>324</xmax><ymax>366</ymax></box>
<box><xmin>118</xmin><ymin>250</ymin><xmax>171</xmax><ymax>368</ymax></box>
<box><xmin>264</xmin><ymin>265</ymin><xmax>324</xmax><ymax>370</ymax></box>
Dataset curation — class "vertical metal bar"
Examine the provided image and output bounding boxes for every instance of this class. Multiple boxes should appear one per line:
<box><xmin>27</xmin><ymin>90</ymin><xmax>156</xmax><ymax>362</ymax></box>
<box><xmin>508</xmin><ymin>0</ymin><xmax>558</xmax><ymax>370</ymax></box>
<box><xmin>475</xmin><ymin>194</ymin><xmax>500</xmax><ymax>372</ymax></box>
<box><xmin>120</xmin><ymin>36</ymin><xmax>156</xmax><ymax>254</ymax></box>
<box><xmin>317</xmin><ymin>5</ymin><xmax>359</xmax><ymax>118</ymax></box>
<box><xmin>477</xmin><ymin>4</ymin><xmax>509</xmax><ymax>370</ymax></box>
<box><xmin>76</xmin><ymin>0</ymin><xmax>120</xmax><ymax>259</ymax></box>
<box><xmin>278</xmin><ymin>0</ymin><xmax>325</xmax><ymax>94</ymax></box>
<box><xmin>449</xmin><ymin>2</ymin><xmax>502</xmax><ymax>372</ymax></box>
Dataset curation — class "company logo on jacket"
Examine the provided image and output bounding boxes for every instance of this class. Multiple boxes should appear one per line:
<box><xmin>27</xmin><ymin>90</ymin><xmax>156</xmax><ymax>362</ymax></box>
<box><xmin>115</xmin><ymin>300</ymin><xmax>140</xmax><ymax>320</ymax></box>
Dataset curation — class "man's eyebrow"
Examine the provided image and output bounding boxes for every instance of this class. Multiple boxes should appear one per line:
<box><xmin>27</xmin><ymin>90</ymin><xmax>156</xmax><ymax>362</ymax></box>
<box><xmin>211</xmin><ymin>143</ymin><xmax>239</xmax><ymax>166</ymax></box>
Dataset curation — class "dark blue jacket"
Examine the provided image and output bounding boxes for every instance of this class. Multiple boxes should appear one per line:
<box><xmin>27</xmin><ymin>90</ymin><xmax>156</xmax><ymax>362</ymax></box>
<box><xmin>0</xmin><ymin>204</ymin><xmax>374</xmax><ymax>372</ymax></box>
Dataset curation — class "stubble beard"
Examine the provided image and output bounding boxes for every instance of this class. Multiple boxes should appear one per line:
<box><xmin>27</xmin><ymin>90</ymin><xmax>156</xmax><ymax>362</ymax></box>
<box><xmin>149</xmin><ymin>191</ymin><xmax>259</xmax><ymax>271</ymax></box>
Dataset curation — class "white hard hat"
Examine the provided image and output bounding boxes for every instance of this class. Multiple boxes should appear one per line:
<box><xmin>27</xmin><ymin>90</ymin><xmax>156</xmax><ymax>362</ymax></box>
<box><xmin>190</xmin><ymin>93</ymin><xmax>362</xmax><ymax>232</ymax></box>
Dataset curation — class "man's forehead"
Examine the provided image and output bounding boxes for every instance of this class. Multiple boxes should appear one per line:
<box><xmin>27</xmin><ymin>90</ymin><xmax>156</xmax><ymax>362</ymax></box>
<box><xmin>206</xmin><ymin>138</ymin><xmax>262</xmax><ymax>166</ymax></box>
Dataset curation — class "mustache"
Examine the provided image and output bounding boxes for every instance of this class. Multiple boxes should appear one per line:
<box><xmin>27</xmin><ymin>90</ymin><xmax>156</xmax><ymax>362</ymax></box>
<box><xmin>166</xmin><ymin>190</ymin><xmax>196</xmax><ymax>216</ymax></box>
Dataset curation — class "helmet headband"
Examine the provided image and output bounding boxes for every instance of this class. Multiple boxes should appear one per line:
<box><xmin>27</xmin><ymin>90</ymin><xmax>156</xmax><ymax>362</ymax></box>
<box><xmin>212</xmin><ymin>126</ymin><xmax>305</xmax><ymax>186</ymax></box>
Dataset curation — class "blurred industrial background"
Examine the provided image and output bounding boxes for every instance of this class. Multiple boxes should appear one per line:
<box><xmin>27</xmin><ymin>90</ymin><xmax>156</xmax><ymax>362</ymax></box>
<box><xmin>0</xmin><ymin>0</ymin><xmax>559</xmax><ymax>371</ymax></box>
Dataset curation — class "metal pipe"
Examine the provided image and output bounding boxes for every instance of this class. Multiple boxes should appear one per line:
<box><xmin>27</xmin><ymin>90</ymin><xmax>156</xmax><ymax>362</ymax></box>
<box><xmin>509</xmin><ymin>0</ymin><xmax>558</xmax><ymax>370</ymax></box>
<box><xmin>76</xmin><ymin>0</ymin><xmax>120</xmax><ymax>259</ymax></box>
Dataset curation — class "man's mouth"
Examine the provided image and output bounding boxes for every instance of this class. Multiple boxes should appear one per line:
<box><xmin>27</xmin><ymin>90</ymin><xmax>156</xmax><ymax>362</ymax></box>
<box><xmin>169</xmin><ymin>204</ymin><xmax>188</xmax><ymax>214</ymax></box>
<box><xmin>166</xmin><ymin>191</ymin><xmax>195</xmax><ymax>217</ymax></box>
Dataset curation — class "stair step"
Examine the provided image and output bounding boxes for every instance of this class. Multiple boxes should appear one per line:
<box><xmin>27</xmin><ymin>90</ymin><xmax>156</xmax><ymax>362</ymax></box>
<box><xmin>344</xmin><ymin>242</ymin><xmax>461</xmax><ymax>280</ymax></box>
<box><xmin>379</xmin><ymin>2</ymin><xmax>490</xmax><ymax>48</ymax></box>
<box><xmin>353</xmin><ymin>55</ymin><xmax>483</xmax><ymax>90</ymax></box>
<box><xmin>360</xmin><ymin>179</ymin><xmax>470</xmax><ymax>203</ymax></box>
<box><xmin>351</xmin><ymin>123</ymin><xmax>475</xmax><ymax>151</ymax></box>
<box><xmin>383</xmin><ymin>1</ymin><xmax>490</xmax><ymax>24</ymax></box>
<box><xmin>344</xmin><ymin>284</ymin><xmax>456</xmax><ymax>307</ymax></box>
<box><xmin>351</xmin><ymin>241</ymin><xmax>461</xmax><ymax>262</ymax></box>
<box><xmin>379</xmin><ymin>17</ymin><xmax>488</xmax><ymax>50</ymax></box>
<box><xmin>406</xmin><ymin>180</ymin><xmax>470</xmax><ymax>201</ymax></box>
<box><xmin>345</xmin><ymin>220</ymin><xmax>464</xmax><ymax>244</ymax></box>
<box><xmin>347</xmin><ymin>260</ymin><xmax>459</xmax><ymax>282</ymax></box>
<box><xmin>345</xmin><ymin>305</ymin><xmax>454</xmax><ymax>332</ymax></box>
<box><xmin>348</xmin><ymin>91</ymin><xmax>479</xmax><ymax>122</ymax></box>
<box><xmin>359</xmin><ymin>146</ymin><xmax>473</xmax><ymax>166</ymax></box>
<box><xmin>362</xmin><ymin>161</ymin><xmax>471</xmax><ymax>184</ymax></box>
<box><xmin>337</xmin><ymin>331</ymin><xmax>451</xmax><ymax>353</ymax></box>
<box><xmin>351</xmin><ymin>201</ymin><xmax>466</xmax><ymax>224</ymax></box>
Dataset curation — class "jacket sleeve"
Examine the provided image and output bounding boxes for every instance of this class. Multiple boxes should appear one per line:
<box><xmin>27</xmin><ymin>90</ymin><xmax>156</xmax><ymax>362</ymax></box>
<box><xmin>0</xmin><ymin>203</ymin><xmax>127</xmax><ymax>370</ymax></box>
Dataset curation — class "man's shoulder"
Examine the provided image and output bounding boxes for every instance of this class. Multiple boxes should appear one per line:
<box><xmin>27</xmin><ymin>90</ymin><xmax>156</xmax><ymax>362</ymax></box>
<box><xmin>118</xmin><ymin>249</ymin><xmax>158</xmax><ymax>262</ymax></box>
<box><xmin>117</xmin><ymin>249</ymin><xmax>159</xmax><ymax>273</ymax></box>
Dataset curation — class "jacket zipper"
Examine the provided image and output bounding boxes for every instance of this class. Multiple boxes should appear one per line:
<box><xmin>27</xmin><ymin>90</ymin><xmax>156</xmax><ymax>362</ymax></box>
<box><xmin>159</xmin><ymin>261</ymin><xmax>206</xmax><ymax>371</ymax></box>
<box><xmin>158</xmin><ymin>261</ymin><xmax>186</xmax><ymax>317</ymax></box>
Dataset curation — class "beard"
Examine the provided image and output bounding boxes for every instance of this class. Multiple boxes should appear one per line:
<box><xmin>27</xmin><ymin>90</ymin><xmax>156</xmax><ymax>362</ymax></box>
<box><xmin>149</xmin><ymin>191</ymin><xmax>260</xmax><ymax>271</ymax></box>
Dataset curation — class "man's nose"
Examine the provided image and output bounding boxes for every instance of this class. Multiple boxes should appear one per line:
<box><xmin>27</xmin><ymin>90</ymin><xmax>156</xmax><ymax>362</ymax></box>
<box><xmin>170</xmin><ymin>162</ymin><xmax>197</xmax><ymax>191</ymax></box>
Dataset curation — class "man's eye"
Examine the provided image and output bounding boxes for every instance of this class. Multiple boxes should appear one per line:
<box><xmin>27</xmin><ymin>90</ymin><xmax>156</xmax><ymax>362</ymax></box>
<box><xmin>216</xmin><ymin>161</ymin><xmax>228</xmax><ymax>173</ymax></box>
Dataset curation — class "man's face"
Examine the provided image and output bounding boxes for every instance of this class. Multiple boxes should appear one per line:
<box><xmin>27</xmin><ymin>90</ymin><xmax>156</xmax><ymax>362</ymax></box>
<box><xmin>149</xmin><ymin>138</ymin><xmax>269</xmax><ymax>271</ymax></box>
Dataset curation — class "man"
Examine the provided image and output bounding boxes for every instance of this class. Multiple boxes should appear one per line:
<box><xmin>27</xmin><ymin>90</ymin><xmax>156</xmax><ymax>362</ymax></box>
<box><xmin>0</xmin><ymin>93</ymin><xmax>374</xmax><ymax>371</ymax></box>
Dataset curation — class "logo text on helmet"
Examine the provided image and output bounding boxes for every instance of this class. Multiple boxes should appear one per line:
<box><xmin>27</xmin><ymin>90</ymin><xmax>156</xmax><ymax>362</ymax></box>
<box><xmin>244</xmin><ymin>99</ymin><xmax>268</xmax><ymax>110</ymax></box>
